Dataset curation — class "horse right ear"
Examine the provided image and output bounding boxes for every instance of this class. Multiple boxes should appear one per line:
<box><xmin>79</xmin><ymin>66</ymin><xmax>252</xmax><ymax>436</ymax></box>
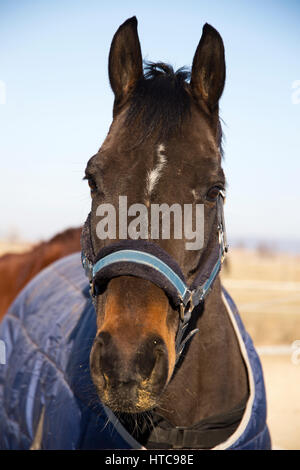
<box><xmin>109</xmin><ymin>17</ymin><xmax>143</xmax><ymax>111</ymax></box>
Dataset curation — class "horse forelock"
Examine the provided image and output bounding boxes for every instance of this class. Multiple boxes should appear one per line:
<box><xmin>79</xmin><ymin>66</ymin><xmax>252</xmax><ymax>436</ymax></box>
<box><xmin>124</xmin><ymin>62</ymin><xmax>192</xmax><ymax>143</ymax></box>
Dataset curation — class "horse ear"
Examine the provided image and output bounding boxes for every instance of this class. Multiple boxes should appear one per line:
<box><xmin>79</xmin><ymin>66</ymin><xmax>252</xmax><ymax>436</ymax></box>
<box><xmin>109</xmin><ymin>16</ymin><xmax>143</xmax><ymax>108</ymax></box>
<box><xmin>190</xmin><ymin>24</ymin><xmax>225</xmax><ymax>112</ymax></box>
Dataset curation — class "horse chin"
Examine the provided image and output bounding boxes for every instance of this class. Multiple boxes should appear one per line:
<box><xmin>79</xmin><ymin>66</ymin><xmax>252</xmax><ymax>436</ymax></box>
<box><xmin>102</xmin><ymin>394</ymin><xmax>157</xmax><ymax>414</ymax></box>
<box><xmin>92</xmin><ymin>377</ymin><xmax>167</xmax><ymax>414</ymax></box>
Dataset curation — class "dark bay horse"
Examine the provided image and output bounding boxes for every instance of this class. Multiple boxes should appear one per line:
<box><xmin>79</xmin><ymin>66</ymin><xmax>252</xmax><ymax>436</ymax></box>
<box><xmin>0</xmin><ymin>17</ymin><xmax>270</xmax><ymax>449</ymax></box>
<box><xmin>80</xmin><ymin>17</ymin><xmax>269</xmax><ymax>448</ymax></box>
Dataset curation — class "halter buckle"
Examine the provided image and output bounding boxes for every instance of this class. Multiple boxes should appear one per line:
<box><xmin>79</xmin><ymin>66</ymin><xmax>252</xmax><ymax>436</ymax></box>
<box><xmin>90</xmin><ymin>281</ymin><xmax>95</xmax><ymax>297</ymax></box>
<box><xmin>180</xmin><ymin>292</ymin><xmax>194</xmax><ymax>323</ymax></box>
<box><xmin>218</xmin><ymin>226</ymin><xmax>228</xmax><ymax>263</ymax></box>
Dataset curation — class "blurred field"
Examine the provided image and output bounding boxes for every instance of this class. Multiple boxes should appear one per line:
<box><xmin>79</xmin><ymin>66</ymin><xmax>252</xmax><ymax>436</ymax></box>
<box><xmin>221</xmin><ymin>248</ymin><xmax>300</xmax><ymax>345</ymax></box>
<box><xmin>222</xmin><ymin>248</ymin><xmax>300</xmax><ymax>450</ymax></box>
<box><xmin>0</xmin><ymin>241</ymin><xmax>299</xmax><ymax>449</ymax></box>
<box><xmin>0</xmin><ymin>240</ymin><xmax>33</xmax><ymax>256</ymax></box>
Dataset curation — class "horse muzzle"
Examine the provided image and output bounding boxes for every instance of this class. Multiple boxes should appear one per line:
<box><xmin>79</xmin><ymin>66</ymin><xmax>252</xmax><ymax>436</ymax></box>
<box><xmin>90</xmin><ymin>330</ymin><xmax>169</xmax><ymax>413</ymax></box>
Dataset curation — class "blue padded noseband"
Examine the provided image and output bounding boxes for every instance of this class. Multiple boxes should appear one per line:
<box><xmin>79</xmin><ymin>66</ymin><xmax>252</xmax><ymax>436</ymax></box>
<box><xmin>93</xmin><ymin>250</ymin><xmax>191</xmax><ymax>304</ymax></box>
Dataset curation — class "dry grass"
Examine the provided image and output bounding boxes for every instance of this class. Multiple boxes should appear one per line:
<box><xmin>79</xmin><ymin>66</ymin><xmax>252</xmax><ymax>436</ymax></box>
<box><xmin>222</xmin><ymin>248</ymin><xmax>300</xmax><ymax>282</ymax></box>
<box><xmin>221</xmin><ymin>248</ymin><xmax>300</xmax><ymax>345</ymax></box>
<box><xmin>0</xmin><ymin>240</ymin><xmax>34</xmax><ymax>256</ymax></box>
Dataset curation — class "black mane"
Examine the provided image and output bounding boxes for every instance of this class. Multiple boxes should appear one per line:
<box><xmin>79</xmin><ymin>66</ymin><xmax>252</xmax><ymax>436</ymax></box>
<box><xmin>125</xmin><ymin>62</ymin><xmax>192</xmax><ymax>142</ymax></box>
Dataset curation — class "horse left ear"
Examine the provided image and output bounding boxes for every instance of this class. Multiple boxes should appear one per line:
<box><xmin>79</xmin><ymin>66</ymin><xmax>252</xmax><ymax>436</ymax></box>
<box><xmin>190</xmin><ymin>24</ymin><xmax>225</xmax><ymax>112</ymax></box>
<box><xmin>109</xmin><ymin>16</ymin><xmax>143</xmax><ymax>110</ymax></box>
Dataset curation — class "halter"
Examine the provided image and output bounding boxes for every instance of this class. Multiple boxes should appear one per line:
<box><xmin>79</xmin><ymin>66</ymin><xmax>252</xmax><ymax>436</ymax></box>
<box><xmin>81</xmin><ymin>191</ymin><xmax>228</xmax><ymax>363</ymax></box>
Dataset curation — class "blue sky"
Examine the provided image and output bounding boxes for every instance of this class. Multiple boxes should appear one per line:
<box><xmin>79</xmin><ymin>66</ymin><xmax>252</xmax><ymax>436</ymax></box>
<box><xmin>0</xmin><ymin>0</ymin><xmax>299</xmax><ymax>250</ymax></box>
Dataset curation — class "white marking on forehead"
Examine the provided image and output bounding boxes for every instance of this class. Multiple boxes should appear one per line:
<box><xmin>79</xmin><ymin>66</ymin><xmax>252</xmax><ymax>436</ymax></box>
<box><xmin>146</xmin><ymin>144</ymin><xmax>167</xmax><ymax>196</ymax></box>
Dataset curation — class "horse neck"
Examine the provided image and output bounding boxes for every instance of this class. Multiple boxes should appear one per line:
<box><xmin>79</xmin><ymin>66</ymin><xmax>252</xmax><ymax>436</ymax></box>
<box><xmin>156</xmin><ymin>276</ymin><xmax>249</xmax><ymax>427</ymax></box>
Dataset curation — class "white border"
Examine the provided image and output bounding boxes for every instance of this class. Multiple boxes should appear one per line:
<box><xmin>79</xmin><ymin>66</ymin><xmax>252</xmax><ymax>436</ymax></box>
<box><xmin>212</xmin><ymin>292</ymin><xmax>255</xmax><ymax>449</ymax></box>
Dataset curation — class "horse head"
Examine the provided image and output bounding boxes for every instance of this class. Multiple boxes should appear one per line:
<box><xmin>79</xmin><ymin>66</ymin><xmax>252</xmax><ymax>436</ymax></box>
<box><xmin>84</xmin><ymin>17</ymin><xmax>226</xmax><ymax>414</ymax></box>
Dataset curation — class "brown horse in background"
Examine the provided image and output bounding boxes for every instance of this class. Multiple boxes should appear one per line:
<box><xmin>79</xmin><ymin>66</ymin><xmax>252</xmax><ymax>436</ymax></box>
<box><xmin>0</xmin><ymin>227</ymin><xmax>81</xmax><ymax>321</ymax></box>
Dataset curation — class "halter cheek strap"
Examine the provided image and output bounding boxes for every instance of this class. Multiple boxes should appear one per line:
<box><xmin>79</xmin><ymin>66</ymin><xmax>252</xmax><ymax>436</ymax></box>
<box><xmin>81</xmin><ymin>192</ymin><xmax>228</xmax><ymax>363</ymax></box>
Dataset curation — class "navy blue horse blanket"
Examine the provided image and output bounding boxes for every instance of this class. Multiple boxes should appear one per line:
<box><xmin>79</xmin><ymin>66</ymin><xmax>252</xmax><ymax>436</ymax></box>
<box><xmin>0</xmin><ymin>253</ymin><xmax>271</xmax><ymax>449</ymax></box>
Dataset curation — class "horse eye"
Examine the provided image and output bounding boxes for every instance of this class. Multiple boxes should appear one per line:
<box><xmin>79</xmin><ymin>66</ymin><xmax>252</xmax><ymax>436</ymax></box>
<box><xmin>87</xmin><ymin>177</ymin><xmax>97</xmax><ymax>194</ymax></box>
<box><xmin>206</xmin><ymin>186</ymin><xmax>222</xmax><ymax>202</ymax></box>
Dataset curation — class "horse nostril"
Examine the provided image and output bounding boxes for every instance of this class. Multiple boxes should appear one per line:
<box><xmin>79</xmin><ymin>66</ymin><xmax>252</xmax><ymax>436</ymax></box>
<box><xmin>153</xmin><ymin>346</ymin><xmax>168</xmax><ymax>381</ymax></box>
<box><xmin>91</xmin><ymin>331</ymin><xmax>117</xmax><ymax>378</ymax></box>
<box><xmin>136</xmin><ymin>336</ymin><xmax>169</xmax><ymax>386</ymax></box>
<box><xmin>153</xmin><ymin>341</ymin><xmax>166</xmax><ymax>356</ymax></box>
<box><xmin>97</xmin><ymin>331</ymin><xmax>111</xmax><ymax>350</ymax></box>
<box><xmin>153</xmin><ymin>338</ymin><xmax>168</xmax><ymax>359</ymax></box>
